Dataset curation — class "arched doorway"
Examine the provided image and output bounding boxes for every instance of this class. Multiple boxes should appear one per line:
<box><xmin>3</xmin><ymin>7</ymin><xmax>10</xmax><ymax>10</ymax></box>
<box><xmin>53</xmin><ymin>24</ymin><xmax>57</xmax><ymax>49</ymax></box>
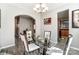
<box><xmin>14</xmin><ymin>15</ymin><xmax>35</xmax><ymax>54</ymax></box>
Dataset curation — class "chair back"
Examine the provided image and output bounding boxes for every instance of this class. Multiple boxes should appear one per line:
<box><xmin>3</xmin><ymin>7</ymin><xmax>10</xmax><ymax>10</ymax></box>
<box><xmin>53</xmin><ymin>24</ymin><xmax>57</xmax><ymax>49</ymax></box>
<box><xmin>63</xmin><ymin>34</ymin><xmax>73</xmax><ymax>55</ymax></box>
<box><xmin>20</xmin><ymin>33</ymin><xmax>29</xmax><ymax>52</ymax></box>
<box><xmin>44</xmin><ymin>31</ymin><xmax>51</xmax><ymax>44</ymax></box>
<box><xmin>26</xmin><ymin>31</ymin><xmax>33</xmax><ymax>42</ymax></box>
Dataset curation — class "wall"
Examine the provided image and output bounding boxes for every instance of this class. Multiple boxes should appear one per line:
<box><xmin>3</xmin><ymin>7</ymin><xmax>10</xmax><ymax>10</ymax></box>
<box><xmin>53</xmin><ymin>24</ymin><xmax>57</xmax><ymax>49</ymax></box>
<box><xmin>1</xmin><ymin>3</ymin><xmax>79</xmax><ymax>50</ymax></box>
<box><xmin>19</xmin><ymin>16</ymin><xmax>34</xmax><ymax>33</ymax></box>
<box><xmin>44</xmin><ymin>4</ymin><xmax>79</xmax><ymax>49</ymax></box>
<box><xmin>43</xmin><ymin>12</ymin><xmax>58</xmax><ymax>43</ymax></box>
<box><xmin>0</xmin><ymin>4</ymin><xmax>42</xmax><ymax>49</ymax></box>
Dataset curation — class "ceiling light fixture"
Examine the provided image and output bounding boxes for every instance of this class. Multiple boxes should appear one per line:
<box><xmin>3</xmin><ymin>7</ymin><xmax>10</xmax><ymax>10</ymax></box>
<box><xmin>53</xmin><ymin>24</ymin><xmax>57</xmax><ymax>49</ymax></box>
<box><xmin>33</xmin><ymin>3</ymin><xmax>48</xmax><ymax>13</ymax></box>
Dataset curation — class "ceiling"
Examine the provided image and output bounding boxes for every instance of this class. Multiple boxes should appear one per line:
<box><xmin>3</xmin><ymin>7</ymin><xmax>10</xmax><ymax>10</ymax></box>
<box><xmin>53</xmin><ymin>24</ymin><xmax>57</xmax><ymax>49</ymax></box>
<box><xmin>0</xmin><ymin>3</ymin><xmax>69</xmax><ymax>12</ymax></box>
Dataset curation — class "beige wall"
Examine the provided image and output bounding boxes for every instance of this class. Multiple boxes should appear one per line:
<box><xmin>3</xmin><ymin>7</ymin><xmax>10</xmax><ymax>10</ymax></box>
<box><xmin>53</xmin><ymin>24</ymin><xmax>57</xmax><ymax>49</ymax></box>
<box><xmin>1</xmin><ymin>3</ymin><xmax>79</xmax><ymax>50</ymax></box>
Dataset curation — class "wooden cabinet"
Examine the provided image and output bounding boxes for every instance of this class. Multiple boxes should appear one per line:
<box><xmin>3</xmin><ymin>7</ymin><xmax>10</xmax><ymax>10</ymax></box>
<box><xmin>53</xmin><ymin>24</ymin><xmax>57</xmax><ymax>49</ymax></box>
<box><xmin>60</xmin><ymin>29</ymin><xmax>69</xmax><ymax>37</ymax></box>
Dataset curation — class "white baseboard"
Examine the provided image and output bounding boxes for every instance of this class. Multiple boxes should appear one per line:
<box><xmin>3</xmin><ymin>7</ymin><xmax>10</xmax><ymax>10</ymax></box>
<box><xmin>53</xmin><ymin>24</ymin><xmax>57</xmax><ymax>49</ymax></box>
<box><xmin>70</xmin><ymin>47</ymin><xmax>79</xmax><ymax>51</ymax></box>
<box><xmin>0</xmin><ymin>44</ymin><xmax>15</xmax><ymax>50</ymax></box>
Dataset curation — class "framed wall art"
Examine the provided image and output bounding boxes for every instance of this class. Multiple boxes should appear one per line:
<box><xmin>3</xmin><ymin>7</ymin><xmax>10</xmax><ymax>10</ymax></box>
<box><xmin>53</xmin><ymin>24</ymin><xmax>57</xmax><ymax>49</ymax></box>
<box><xmin>72</xmin><ymin>9</ymin><xmax>79</xmax><ymax>28</ymax></box>
<box><xmin>44</xmin><ymin>17</ymin><xmax>51</xmax><ymax>25</ymax></box>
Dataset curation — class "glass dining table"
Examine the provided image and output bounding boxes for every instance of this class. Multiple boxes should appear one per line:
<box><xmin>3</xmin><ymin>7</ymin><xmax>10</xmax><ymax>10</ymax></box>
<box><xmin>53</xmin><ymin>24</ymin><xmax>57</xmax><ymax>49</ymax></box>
<box><xmin>36</xmin><ymin>38</ymin><xmax>49</xmax><ymax>55</ymax></box>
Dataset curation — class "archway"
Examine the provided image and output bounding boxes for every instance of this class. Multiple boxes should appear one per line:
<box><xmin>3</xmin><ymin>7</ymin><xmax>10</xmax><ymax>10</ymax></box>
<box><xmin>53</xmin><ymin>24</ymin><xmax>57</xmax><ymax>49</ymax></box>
<box><xmin>14</xmin><ymin>15</ymin><xmax>36</xmax><ymax>54</ymax></box>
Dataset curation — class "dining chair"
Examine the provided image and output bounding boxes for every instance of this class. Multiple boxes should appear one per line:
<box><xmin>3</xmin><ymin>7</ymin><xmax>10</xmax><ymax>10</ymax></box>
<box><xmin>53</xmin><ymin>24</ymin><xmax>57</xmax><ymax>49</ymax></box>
<box><xmin>63</xmin><ymin>34</ymin><xmax>73</xmax><ymax>55</ymax></box>
<box><xmin>44</xmin><ymin>31</ymin><xmax>51</xmax><ymax>47</ymax></box>
<box><xmin>46</xmin><ymin>34</ymin><xmax>73</xmax><ymax>55</ymax></box>
<box><xmin>20</xmin><ymin>33</ymin><xmax>40</xmax><ymax>55</ymax></box>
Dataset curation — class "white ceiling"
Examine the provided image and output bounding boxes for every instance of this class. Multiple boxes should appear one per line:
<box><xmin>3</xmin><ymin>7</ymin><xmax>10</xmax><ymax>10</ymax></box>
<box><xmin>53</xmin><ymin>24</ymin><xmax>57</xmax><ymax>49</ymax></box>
<box><xmin>0</xmin><ymin>3</ymin><xmax>68</xmax><ymax>11</ymax></box>
<box><xmin>14</xmin><ymin>3</ymin><xmax>66</xmax><ymax>10</ymax></box>
<box><xmin>46</xmin><ymin>3</ymin><xmax>67</xmax><ymax>11</ymax></box>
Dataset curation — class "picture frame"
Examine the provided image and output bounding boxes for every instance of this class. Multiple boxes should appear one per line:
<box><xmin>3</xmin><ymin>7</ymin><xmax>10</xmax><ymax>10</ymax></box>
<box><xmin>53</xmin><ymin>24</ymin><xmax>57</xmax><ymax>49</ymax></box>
<box><xmin>44</xmin><ymin>17</ymin><xmax>51</xmax><ymax>25</ymax></box>
<box><xmin>72</xmin><ymin>9</ymin><xmax>79</xmax><ymax>28</ymax></box>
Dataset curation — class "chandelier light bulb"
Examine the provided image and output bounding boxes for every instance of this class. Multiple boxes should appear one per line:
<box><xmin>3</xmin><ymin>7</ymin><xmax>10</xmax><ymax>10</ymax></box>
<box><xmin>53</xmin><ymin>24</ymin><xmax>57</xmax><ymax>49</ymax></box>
<box><xmin>35</xmin><ymin>4</ymin><xmax>40</xmax><ymax>8</ymax></box>
<box><xmin>33</xmin><ymin>8</ymin><xmax>37</xmax><ymax>11</ymax></box>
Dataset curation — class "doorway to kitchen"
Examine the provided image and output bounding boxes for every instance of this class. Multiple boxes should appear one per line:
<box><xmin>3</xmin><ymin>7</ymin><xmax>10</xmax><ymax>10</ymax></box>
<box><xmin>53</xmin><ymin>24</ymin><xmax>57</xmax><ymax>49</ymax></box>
<box><xmin>57</xmin><ymin>9</ymin><xmax>69</xmax><ymax>49</ymax></box>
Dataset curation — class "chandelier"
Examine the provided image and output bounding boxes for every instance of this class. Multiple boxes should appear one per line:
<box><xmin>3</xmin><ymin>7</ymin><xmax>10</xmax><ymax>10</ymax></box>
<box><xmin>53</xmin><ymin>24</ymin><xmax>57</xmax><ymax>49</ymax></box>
<box><xmin>33</xmin><ymin>3</ymin><xmax>48</xmax><ymax>13</ymax></box>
